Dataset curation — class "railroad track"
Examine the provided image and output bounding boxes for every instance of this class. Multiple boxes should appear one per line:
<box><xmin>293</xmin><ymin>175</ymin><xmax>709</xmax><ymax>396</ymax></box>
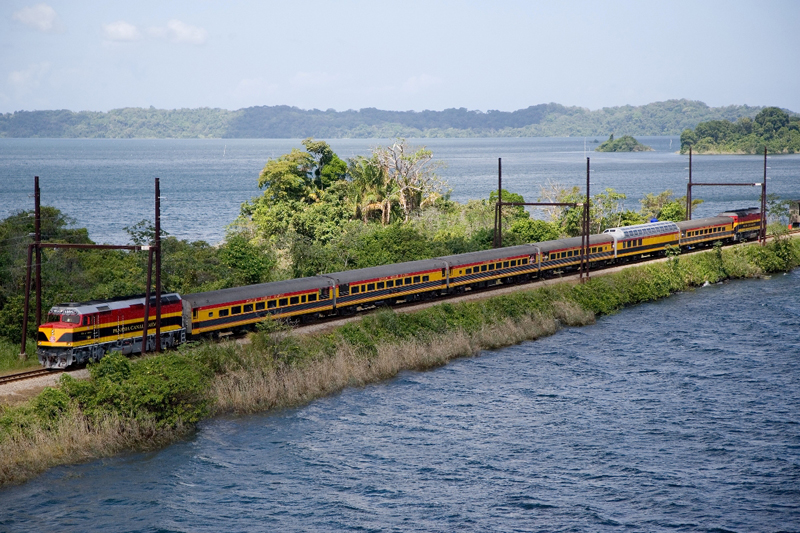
<box><xmin>0</xmin><ymin>368</ymin><xmax>62</xmax><ymax>386</ymax></box>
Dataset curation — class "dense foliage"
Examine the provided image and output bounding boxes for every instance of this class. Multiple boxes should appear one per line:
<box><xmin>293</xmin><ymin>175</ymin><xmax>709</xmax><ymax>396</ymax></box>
<box><xmin>595</xmin><ymin>134</ymin><xmax>653</xmax><ymax>152</ymax></box>
<box><xmin>680</xmin><ymin>107</ymin><xmax>800</xmax><ymax>154</ymax></box>
<box><xmin>0</xmin><ymin>100</ymin><xmax>773</xmax><ymax>139</ymax></box>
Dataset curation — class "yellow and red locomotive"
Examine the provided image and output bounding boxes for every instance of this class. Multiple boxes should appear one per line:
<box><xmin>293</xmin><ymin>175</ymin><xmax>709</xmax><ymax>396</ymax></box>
<box><xmin>37</xmin><ymin>294</ymin><xmax>184</xmax><ymax>369</ymax></box>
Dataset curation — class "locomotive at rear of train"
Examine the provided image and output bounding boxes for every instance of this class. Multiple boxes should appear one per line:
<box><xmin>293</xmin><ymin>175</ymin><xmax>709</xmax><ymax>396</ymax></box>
<box><xmin>36</xmin><ymin>210</ymin><xmax>764</xmax><ymax>368</ymax></box>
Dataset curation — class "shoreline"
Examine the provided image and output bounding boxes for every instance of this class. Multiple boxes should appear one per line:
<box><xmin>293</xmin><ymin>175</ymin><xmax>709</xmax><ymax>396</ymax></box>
<box><xmin>1</xmin><ymin>235</ymin><xmax>798</xmax><ymax>487</ymax></box>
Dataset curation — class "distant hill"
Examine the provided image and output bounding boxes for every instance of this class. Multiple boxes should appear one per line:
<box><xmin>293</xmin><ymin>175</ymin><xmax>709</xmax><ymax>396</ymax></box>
<box><xmin>0</xmin><ymin>100</ymin><xmax>782</xmax><ymax>139</ymax></box>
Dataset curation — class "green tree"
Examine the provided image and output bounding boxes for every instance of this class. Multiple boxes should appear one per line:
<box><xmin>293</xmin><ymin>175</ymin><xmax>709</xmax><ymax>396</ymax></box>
<box><xmin>257</xmin><ymin>148</ymin><xmax>315</xmax><ymax>202</ymax></box>
<box><xmin>489</xmin><ymin>189</ymin><xmax>529</xmax><ymax>221</ymax></box>
<box><xmin>348</xmin><ymin>155</ymin><xmax>400</xmax><ymax>225</ymax></box>
<box><xmin>506</xmin><ymin>218</ymin><xmax>561</xmax><ymax>244</ymax></box>
<box><xmin>219</xmin><ymin>233</ymin><xmax>276</xmax><ymax>286</ymax></box>
<box><xmin>754</xmin><ymin>107</ymin><xmax>790</xmax><ymax>139</ymax></box>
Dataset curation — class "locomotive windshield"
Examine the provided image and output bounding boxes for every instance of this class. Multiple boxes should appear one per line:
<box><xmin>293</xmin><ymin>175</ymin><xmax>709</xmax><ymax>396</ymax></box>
<box><xmin>47</xmin><ymin>313</ymin><xmax>80</xmax><ymax>324</ymax></box>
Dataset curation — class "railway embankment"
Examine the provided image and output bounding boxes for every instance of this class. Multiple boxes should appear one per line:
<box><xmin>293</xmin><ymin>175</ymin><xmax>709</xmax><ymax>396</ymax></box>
<box><xmin>1</xmin><ymin>235</ymin><xmax>799</xmax><ymax>487</ymax></box>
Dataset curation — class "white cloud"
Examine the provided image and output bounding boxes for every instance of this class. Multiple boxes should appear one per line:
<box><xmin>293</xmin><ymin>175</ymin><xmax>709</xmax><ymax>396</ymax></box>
<box><xmin>150</xmin><ymin>20</ymin><xmax>208</xmax><ymax>45</ymax></box>
<box><xmin>8</xmin><ymin>62</ymin><xmax>51</xmax><ymax>93</ymax></box>
<box><xmin>12</xmin><ymin>3</ymin><xmax>60</xmax><ymax>33</ymax></box>
<box><xmin>401</xmin><ymin>74</ymin><xmax>443</xmax><ymax>93</ymax></box>
<box><xmin>102</xmin><ymin>21</ymin><xmax>141</xmax><ymax>42</ymax></box>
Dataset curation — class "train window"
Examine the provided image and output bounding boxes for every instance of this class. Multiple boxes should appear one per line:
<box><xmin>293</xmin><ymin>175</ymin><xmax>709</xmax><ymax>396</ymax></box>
<box><xmin>219</xmin><ymin>309</ymin><xmax>229</xmax><ymax>317</ymax></box>
<box><xmin>481</xmin><ymin>265</ymin><xmax>487</xmax><ymax>272</ymax></box>
<box><xmin>377</xmin><ymin>281</ymin><xmax>385</xmax><ymax>289</ymax></box>
<box><xmin>290</xmin><ymin>296</ymin><xmax>299</xmax><ymax>305</ymax></box>
<box><xmin>339</xmin><ymin>285</ymin><xmax>349</xmax><ymax>296</ymax></box>
<box><xmin>367</xmin><ymin>283</ymin><xmax>375</xmax><ymax>291</ymax></box>
<box><xmin>413</xmin><ymin>276</ymin><xmax>421</xmax><ymax>283</ymax></box>
<box><xmin>405</xmin><ymin>277</ymin><xmax>412</xmax><ymax>285</ymax></box>
<box><xmin>503</xmin><ymin>261</ymin><xmax>509</xmax><ymax>268</ymax></box>
<box><xmin>301</xmin><ymin>295</ymin><xmax>306</xmax><ymax>303</ymax></box>
<box><xmin>567</xmin><ymin>251</ymin><xmax>573</xmax><ymax>258</ymax></box>
<box><xmin>511</xmin><ymin>260</ymin><xmax>517</xmax><ymax>266</ymax></box>
<box><xmin>192</xmin><ymin>309</ymin><xmax>198</xmax><ymax>319</ymax></box>
<box><xmin>308</xmin><ymin>293</ymin><xmax>317</xmax><ymax>302</ymax></box>
<box><xmin>208</xmin><ymin>311</ymin><xmax>214</xmax><ymax>318</ymax></box>
<box><xmin>352</xmin><ymin>286</ymin><xmax>360</xmax><ymax>294</ymax></box>
<box><xmin>256</xmin><ymin>302</ymin><xmax>265</xmax><ymax>311</ymax></box>
<box><xmin>267</xmin><ymin>300</ymin><xmax>276</xmax><ymax>309</ymax></box>
<box><xmin>320</xmin><ymin>288</ymin><xmax>329</xmax><ymax>299</ymax></box>
<box><xmin>522</xmin><ymin>258</ymin><xmax>528</xmax><ymax>265</ymax></box>
<box><xmin>395</xmin><ymin>278</ymin><xmax>403</xmax><ymax>286</ymax></box>
<box><xmin>466</xmin><ymin>268</ymin><xmax>472</xmax><ymax>274</ymax></box>
<box><xmin>231</xmin><ymin>306</ymin><xmax>242</xmax><ymax>315</ymax></box>
<box><xmin>422</xmin><ymin>275</ymin><xmax>429</xmax><ymax>282</ymax></box>
<box><xmin>279</xmin><ymin>298</ymin><xmax>288</xmax><ymax>307</ymax></box>
<box><xmin>441</xmin><ymin>268</ymin><xmax>445</xmax><ymax>277</ymax></box>
<box><xmin>386</xmin><ymin>280</ymin><xmax>394</xmax><ymax>288</ymax></box>
<box><xmin>243</xmin><ymin>304</ymin><xmax>253</xmax><ymax>312</ymax></box>
<box><xmin>488</xmin><ymin>263</ymin><xmax>495</xmax><ymax>271</ymax></box>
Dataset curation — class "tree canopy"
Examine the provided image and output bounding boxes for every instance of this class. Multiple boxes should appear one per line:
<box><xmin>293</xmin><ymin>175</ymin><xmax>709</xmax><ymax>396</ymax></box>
<box><xmin>680</xmin><ymin>107</ymin><xmax>800</xmax><ymax>154</ymax></box>
<box><xmin>595</xmin><ymin>134</ymin><xmax>653</xmax><ymax>152</ymax></box>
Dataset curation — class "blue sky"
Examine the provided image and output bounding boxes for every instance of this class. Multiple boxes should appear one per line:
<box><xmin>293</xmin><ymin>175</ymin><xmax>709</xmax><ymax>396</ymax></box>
<box><xmin>1</xmin><ymin>0</ymin><xmax>798</xmax><ymax>113</ymax></box>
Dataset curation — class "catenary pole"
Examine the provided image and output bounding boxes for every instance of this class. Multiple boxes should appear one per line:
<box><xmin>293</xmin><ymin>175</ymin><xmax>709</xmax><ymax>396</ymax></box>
<box><xmin>155</xmin><ymin>178</ymin><xmax>162</xmax><ymax>352</ymax></box>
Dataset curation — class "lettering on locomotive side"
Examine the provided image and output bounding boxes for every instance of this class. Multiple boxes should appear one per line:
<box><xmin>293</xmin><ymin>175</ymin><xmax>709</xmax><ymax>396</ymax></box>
<box><xmin>111</xmin><ymin>320</ymin><xmax>163</xmax><ymax>335</ymax></box>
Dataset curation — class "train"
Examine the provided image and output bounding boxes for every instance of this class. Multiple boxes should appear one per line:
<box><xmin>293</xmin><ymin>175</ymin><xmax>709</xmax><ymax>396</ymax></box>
<box><xmin>36</xmin><ymin>208</ymin><xmax>764</xmax><ymax>369</ymax></box>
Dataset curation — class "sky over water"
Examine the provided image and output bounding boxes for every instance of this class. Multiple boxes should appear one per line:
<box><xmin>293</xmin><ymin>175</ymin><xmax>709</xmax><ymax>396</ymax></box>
<box><xmin>1</xmin><ymin>0</ymin><xmax>798</xmax><ymax>113</ymax></box>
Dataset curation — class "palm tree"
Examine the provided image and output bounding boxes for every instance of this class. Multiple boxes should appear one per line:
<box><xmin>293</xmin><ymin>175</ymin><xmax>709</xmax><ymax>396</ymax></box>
<box><xmin>348</xmin><ymin>156</ymin><xmax>400</xmax><ymax>225</ymax></box>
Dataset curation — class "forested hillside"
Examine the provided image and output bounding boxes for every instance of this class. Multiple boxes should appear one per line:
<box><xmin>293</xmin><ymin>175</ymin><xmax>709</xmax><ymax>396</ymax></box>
<box><xmin>0</xmin><ymin>100</ymin><xmax>779</xmax><ymax>139</ymax></box>
<box><xmin>680</xmin><ymin>107</ymin><xmax>800</xmax><ymax>154</ymax></box>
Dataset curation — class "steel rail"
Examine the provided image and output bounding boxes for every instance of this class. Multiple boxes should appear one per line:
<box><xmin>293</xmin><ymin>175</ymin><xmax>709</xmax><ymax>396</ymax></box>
<box><xmin>0</xmin><ymin>368</ymin><xmax>62</xmax><ymax>385</ymax></box>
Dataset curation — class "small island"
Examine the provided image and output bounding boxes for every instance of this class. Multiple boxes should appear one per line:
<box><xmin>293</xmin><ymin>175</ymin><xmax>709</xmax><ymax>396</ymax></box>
<box><xmin>595</xmin><ymin>134</ymin><xmax>653</xmax><ymax>152</ymax></box>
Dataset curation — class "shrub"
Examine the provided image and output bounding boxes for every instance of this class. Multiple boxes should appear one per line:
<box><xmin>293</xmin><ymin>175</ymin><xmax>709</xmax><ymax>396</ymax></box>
<box><xmin>60</xmin><ymin>352</ymin><xmax>211</xmax><ymax>427</ymax></box>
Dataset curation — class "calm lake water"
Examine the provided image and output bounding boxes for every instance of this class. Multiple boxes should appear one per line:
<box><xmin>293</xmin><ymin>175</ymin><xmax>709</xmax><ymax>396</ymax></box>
<box><xmin>1</xmin><ymin>270</ymin><xmax>799</xmax><ymax>532</ymax></box>
<box><xmin>2</xmin><ymin>137</ymin><xmax>799</xmax><ymax>245</ymax></box>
